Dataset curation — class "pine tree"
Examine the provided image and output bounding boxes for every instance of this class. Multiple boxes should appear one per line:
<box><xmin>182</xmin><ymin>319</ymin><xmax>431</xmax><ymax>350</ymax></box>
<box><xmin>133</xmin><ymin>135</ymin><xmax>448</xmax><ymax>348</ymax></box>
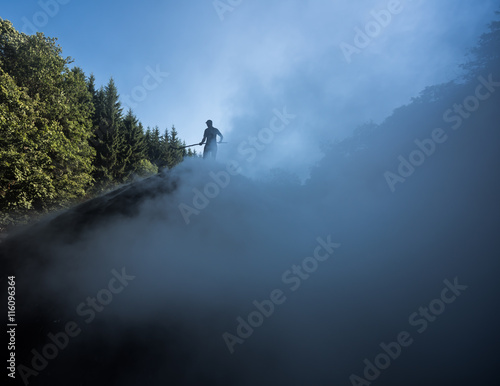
<box><xmin>86</xmin><ymin>74</ymin><xmax>102</xmax><ymax>143</ymax></box>
<box><xmin>86</xmin><ymin>74</ymin><xmax>97</xmax><ymax>105</ymax></box>
<box><xmin>167</xmin><ymin>126</ymin><xmax>184</xmax><ymax>168</ymax></box>
<box><xmin>134</xmin><ymin>126</ymin><xmax>158</xmax><ymax>177</ymax></box>
<box><xmin>144</xmin><ymin>127</ymin><xmax>152</xmax><ymax>153</ymax></box>
<box><xmin>158</xmin><ymin>127</ymin><xmax>170</xmax><ymax>168</ymax></box>
<box><xmin>122</xmin><ymin>109</ymin><xmax>146</xmax><ymax>174</ymax></box>
<box><xmin>91</xmin><ymin>78</ymin><xmax>129</xmax><ymax>184</ymax></box>
<box><xmin>146</xmin><ymin>126</ymin><xmax>162</xmax><ymax>167</ymax></box>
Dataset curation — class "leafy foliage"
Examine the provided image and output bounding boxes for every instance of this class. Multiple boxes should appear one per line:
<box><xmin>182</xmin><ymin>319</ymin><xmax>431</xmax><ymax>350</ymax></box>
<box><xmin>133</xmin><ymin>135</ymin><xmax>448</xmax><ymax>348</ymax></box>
<box><xmin>462</xmin><ymin>11</ymin><xmax>500</xmax><ymax>78</ymax></box>
<box><xmin>0</xmin><ymin>19</ymin><xmax>194</xmax><ymax>230</ymax></box>
<box><xmin>1</xmin><ymin>19</ymin><xmax>94</xmax><ymax>224</ymax></box>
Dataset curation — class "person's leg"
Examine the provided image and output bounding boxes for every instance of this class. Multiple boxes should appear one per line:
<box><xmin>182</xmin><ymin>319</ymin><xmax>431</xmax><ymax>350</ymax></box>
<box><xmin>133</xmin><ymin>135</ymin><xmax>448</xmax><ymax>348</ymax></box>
<box><xmin>212</xmin><ymin>146</ymin><xmax>218</xmax><ymax>160</ymax></box>
<box><xmin>203</xmin><ymin>145</ymin><xmax>209</xmax><ymax>159</ymax></box>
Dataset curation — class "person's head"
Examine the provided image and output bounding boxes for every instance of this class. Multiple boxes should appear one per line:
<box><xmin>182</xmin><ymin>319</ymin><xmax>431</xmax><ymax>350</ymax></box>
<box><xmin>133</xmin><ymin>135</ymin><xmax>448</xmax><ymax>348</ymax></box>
<box><xmin>206</xmin><ymin>120</ymin><xmax>213</xmax><ymax>127</ymax></box>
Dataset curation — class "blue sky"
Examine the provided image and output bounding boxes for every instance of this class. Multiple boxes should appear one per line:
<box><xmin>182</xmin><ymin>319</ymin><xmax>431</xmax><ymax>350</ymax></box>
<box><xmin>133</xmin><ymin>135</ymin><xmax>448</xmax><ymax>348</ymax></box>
<box><xmin>2</xmin><ymin>0</ymin><xmax>498</xmax><ymax>178</ymax></box>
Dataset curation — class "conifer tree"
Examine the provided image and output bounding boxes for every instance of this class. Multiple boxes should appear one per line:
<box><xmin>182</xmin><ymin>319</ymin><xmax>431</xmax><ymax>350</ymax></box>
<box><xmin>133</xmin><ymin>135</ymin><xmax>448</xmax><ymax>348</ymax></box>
<box><xmin>158</xmin><ymin>127</ymin><xmax>171</xmax><ymax>168</ymax></box>
<box><xmin>146</xmin><ymin>126</ymin><xmax>162</xmax><ymax>167</ymax></box>
<box><xmin>91</xmin><ymin>78</ymin><xmax>129</xmax><ymax>184</ymax></box>
<box><xmin>167</xmin><ymin>126</ymin><xmax>184</xmax><ymax>168</ymax></box>
<box><xmin>122</xmin><ymin>109</ymin><xmax>146</xmax><ymax>174</ymax></box>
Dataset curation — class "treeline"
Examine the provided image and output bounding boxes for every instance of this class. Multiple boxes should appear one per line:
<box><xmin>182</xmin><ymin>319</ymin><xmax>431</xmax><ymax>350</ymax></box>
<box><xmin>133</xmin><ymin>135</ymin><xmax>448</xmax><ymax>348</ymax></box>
<box><xmin>0</xmin><ymin>19</ymin><xmax>195</xmax><ymax>229</ymax></box>
<box><xmin>87</xmin><ymin>76</ymin><xmax>196</xmax><ymax>184</ymax></box>
<box><xmin>315</xmin><ymin>10</ymin><xmax>499</xmax><ymax>177</ymax></box>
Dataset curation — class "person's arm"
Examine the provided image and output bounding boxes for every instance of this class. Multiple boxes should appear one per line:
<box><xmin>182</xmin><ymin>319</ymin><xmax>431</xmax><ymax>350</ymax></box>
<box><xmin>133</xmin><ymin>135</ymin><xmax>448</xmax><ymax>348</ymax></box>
<box><xmin>217</xmin><ymin>129</ymin><xmax>223</xmax><ymax>143</ymax></box>
<box><xmin>199</xmin><ymin>130</ymin><xmax>207</xmax><ymax>145</ymax></box>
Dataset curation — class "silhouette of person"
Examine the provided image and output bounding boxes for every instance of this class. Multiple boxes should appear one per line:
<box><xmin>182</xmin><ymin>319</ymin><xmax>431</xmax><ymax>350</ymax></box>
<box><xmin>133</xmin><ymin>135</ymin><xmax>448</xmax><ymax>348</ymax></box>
<box><xmin>199</xmin><ymin>120</ymin><xmax>223</xmax><ymax>159</ymax></box>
